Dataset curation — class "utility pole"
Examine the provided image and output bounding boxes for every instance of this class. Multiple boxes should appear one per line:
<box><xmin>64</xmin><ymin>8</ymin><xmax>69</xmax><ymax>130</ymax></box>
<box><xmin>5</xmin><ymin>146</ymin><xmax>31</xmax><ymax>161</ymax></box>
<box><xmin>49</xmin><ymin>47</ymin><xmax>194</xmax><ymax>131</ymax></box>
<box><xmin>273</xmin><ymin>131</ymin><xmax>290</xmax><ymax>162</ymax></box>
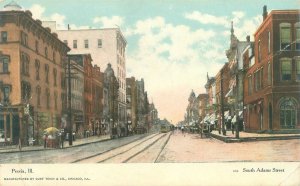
<box><xmin>221</xmin><ymin>68</ymin><xmax>226</xmax><ymax>136</ymax></box>
<box><xmin>67</xmin><ymin>57</ymin><xmax>73</xmax><ymax>146</ymax></box>
<box><xmin>235</xmin><ymin>69</ymin><xmax>240</xmax><ymax>139</ymax></box>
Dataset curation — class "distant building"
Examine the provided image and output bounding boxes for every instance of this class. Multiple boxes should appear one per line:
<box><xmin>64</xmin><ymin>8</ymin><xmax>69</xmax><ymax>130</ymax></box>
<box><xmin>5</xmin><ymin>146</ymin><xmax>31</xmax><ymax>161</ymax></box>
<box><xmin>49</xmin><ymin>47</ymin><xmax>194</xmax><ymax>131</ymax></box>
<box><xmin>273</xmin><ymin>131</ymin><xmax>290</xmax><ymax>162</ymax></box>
<box><xmin>0</xmin><ymin>3</ymin><xmax>69</xmax><ymax>144</ymax></box>
<box><xmin>126</xmin><ymin>77</ymin><xmax>137</xmax><ymax>134</ymax></box>
<box><xmin>103</xmin><ymin>64</ymin><xmax>120</xmax><ymax>137</ymax></box>
<box><xmin>243</xmin><ymin>6</ymin><xmax>300</xmax><ymax>132</ymax></box>
<box><xmin>50</xmin><ymin>27</ymin><xmax>128</xmax><ymax>131</ymax></box>
<box><xmin>197</xmin><ymin>94</ymin><xmax>209</xmax><ymax>123</ymax></box>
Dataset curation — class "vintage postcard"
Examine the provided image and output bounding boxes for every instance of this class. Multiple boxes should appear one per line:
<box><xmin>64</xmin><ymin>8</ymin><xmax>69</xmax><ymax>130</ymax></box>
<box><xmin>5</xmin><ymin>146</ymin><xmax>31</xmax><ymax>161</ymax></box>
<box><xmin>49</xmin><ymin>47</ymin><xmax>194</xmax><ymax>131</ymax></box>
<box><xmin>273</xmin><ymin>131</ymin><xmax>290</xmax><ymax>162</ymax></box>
<box><xmin>0</xmin><ymin>0</ymin><xmax>299</xmax><ymax>185</ymax></box>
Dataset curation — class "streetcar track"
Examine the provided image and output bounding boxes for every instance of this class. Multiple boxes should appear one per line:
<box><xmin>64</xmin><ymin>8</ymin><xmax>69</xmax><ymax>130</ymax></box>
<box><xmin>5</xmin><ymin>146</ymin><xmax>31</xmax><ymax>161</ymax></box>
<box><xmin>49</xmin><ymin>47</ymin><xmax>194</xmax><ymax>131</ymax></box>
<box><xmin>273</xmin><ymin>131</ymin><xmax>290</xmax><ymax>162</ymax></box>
<box><xmin>72</xmin><ymin>133</ymin><xmax>160</xmax><ymax>163</ymax></box>
<box><xmin>154</xmin><ymin>132</ymin><xmax>172</xmax><ymax>163</ymax></box>
<box><xmin>122</xmin><ymin>133</ymin><xmax>168</xmax><ymax>163</ymax></box>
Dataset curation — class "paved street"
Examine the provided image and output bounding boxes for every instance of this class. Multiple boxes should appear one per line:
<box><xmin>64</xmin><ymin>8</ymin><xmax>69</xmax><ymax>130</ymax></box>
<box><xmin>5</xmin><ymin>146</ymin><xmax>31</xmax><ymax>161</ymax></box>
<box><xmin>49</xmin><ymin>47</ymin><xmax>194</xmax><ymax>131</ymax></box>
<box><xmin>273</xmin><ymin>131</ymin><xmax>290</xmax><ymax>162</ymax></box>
<box><xmin>158</xmin><ymin>130</ymin><xmax>300</xmax><ymax>162</ymax></box>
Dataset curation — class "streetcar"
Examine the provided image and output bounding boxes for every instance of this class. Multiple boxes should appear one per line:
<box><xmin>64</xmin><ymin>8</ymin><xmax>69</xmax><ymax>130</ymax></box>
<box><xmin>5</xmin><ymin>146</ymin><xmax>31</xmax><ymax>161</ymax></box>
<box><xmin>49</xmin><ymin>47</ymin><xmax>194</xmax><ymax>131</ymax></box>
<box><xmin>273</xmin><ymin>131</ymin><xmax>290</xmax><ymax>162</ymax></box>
<box><xmin>160</xmin><ymin>124</ymin><xmax>170</xmax><ymax>133</ymax></box>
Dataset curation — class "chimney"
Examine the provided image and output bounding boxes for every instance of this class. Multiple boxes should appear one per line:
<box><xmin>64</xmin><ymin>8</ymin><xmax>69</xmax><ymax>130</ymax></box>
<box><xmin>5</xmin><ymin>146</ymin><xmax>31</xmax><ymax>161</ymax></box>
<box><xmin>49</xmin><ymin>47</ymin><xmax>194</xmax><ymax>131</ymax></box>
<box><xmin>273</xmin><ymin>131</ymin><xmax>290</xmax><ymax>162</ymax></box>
<box><xmin>246</xmin><ymin>35</ymin><xmax>250</xmax><ymax>42</ymax></box>
<box><xmin>263</xmin><ymin>5</ymin><xmax>268</xmax><ymax>21</ymax></box>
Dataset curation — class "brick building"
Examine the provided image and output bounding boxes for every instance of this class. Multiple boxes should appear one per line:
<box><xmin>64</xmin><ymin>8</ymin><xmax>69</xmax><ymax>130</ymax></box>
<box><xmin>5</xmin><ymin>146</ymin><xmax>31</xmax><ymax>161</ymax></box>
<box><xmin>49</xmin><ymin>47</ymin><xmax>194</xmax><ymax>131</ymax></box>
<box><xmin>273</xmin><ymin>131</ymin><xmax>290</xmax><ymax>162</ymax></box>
<box><xmin>243</xmin><ymin>6</ymin><xmax>300</xmax><ymax>132</ymax></box>
<box><xmin>0</xmin><ymin>3</ymin><xmax>69</xmax><ymax>145</ymax></box>
<box><xmin>126</xmin><ymin>77</ymin><xmax>137</xmax><ymax>134</ymax></box>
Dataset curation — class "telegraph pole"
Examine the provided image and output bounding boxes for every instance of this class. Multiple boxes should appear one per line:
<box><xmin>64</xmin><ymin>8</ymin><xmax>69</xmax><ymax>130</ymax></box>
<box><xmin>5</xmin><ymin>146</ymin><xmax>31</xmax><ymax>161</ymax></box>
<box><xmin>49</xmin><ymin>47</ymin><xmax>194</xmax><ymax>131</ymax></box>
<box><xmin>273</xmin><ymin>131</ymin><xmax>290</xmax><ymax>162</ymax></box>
<box><xmin>235</xmin><ymin>69</ymin><xmax>240</xmax><ymax>139</ymax></box>
<box><xmin>221</xmin><ymin>68</ymin><xmax>226</xmax><ymax>136</ymax></box>
<box><xmin>67</xmin><ymin>57</ymin><xmax>73</xmax><ymax>146</ymax></box>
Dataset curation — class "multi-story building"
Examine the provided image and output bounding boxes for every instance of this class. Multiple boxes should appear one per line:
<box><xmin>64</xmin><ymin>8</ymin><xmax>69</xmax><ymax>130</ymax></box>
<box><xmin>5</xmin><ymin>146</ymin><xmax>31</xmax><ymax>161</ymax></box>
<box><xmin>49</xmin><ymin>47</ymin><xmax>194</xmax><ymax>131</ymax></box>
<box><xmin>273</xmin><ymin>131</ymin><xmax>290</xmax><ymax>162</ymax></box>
<box><xmin>215</xmin><ymin>63</ymin><xmax>231</xmax><ymax>130</ymax></box>
<box><xmin>136</xmin><ymin>79</ymin><xmax>148</xmax><ymax>133</ymax></box>
<box><xmin>244</xmin><ymin>6</ymin><xmax>300</xmax><ymax>132</ymax></box>
<box><xmin>103</xmin><ymin>63</ymin><xmax>120</xmax><ymax>137</ymax></box>
<box><xmin>66</xmin><ymin>55</ymin><xmax>85</xmax><ymax>138</ymax></box>
<box><xmin>126</xmin><ymin>77</ymin><xmax>137</xmax><ymax>134</ymax></box>
<box><xmin>44</xmin><ymin>25</ymin><xmax>128</xmax><ymax>131</ymax></box>
<box><xmin>91</xmin><ymin>64</ymin><xmax>103</xmax><ymax>135</ymax></box>
<box><xmin>197</xmin><ymin>94</ymin><xmax>209</xmax><ymax>123</ymax></box>
<box><xmin>186</xmin><ymin>90</ymin><xmax>199</xmax><ymax>127</ymax></box>
<box><xmin>0</xmin><ymin>2</ymin><xmax>69</xmax><ymax>145</ymax></box>
<box><xmin>68</xmin><ymin>54</ymin><xmax>94</xmax><ymax>136</ymax></box>
<box><xmin>225</xmin><ymin>23</ymin><xmax>252</xmax><ymax>128</ymax></box>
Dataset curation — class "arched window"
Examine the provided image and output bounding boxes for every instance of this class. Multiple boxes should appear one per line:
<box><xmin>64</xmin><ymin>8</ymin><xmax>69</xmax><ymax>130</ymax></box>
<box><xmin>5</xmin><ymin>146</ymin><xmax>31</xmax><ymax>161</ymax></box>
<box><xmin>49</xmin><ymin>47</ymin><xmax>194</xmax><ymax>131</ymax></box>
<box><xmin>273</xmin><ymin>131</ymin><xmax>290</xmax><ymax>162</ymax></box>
<box><xmin>280</xmin><ymin>23</ymin><xmax>291</xmax><ymax>50</ymax></box>
<box><xmin>279</xmin><ymin>97</ymin><xmax>297</xmax><ymax>128</ymax></box>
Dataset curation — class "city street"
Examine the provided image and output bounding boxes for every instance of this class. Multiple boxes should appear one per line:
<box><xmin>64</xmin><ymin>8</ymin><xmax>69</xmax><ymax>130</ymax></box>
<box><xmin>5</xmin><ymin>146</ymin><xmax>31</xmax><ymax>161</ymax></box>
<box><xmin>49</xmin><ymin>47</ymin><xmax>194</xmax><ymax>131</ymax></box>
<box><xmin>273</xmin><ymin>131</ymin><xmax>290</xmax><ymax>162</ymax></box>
<box><xmin>1</xmin><ymin>131</ymin><xmax>299</xmax><ymax>163</ymax></box>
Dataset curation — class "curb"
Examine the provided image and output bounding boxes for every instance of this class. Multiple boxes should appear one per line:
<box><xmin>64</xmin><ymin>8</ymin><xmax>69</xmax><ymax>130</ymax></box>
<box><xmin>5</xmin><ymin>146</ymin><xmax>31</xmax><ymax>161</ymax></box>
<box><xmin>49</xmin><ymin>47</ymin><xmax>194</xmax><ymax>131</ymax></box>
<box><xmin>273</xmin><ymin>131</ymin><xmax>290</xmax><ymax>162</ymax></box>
<box><xmin>0</xmin><ymin>137</ymin><xmax>111</xmax><ymax>154</ymax></box>
<box><xmin>210</xmin><ymin>133</ymin><xmax>300</xmax><ymax>143</ymax></box>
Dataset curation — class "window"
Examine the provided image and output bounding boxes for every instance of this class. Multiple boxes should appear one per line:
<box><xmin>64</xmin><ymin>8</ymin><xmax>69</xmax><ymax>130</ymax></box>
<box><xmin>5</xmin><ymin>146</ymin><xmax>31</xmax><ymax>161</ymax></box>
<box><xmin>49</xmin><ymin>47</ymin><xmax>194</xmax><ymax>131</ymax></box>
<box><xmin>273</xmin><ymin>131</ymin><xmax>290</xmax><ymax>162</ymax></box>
<box><xmin>281</xmin><ymin>58</ymin><xmax>292</xmax><ymax>81</ymax></box>
<box><xmin>280</xmin><ymin>97</ymin><xmax>297</xmax><ymax>128</ymax></box>
<box><xmin>21</xmin><ymin>81</ymin><xmax>31</xmax><ymax>101</ymax></box>
<box><xmin>1</xmin><ymin>31</ymin><xmax>7</xmax><ymax>42</ymax></box>
<box><xmin>254</xmin><ymin>70</ymin><xmax>261</xmax><ymax>91</ymax></box>
<box><xmin>35</xmin><ymin>41</ymin><xmax>39</xmax><ymax>53</ymax></box>
<box><xmin>73</xmin><ymin>40</ymin><xmax>77</xmax><ymax>49</ymax></box>
<box><xmin>295</xmin><ymin>22</ymin><xmax>300</xmax><ymax>50</ymax></box>
<box><xmin>20</xmin><ymin>31</ymin><xmax>28</xmax><ymax>46</ymax></box>
<box><xmin>21</xmin><ymin>53</ymin><xmax>30</xmax><ymax>76</ymax></box>
<box><xmin>84</xmin><ymin>39</ymin><xmax>89</xmax><ymax>48</ymax></box>
<box><xmin>53</xmin><ymin>68</ymin><xmax>57</xmax><ymax>86</ymax></box>
<box><xmin>46</xmin><ymin>88</ymin><xmax>50</xmax><ymax>109</ymax></box>
<box><xmin>280</xmin><ymin>23</ymin><xmax>291</xmax><ymax>50</ymax></box>
<box><xmin>258</xmin><ymin>40</ymin><xmax>261</xmax><ymax>62</ymax></box>
<box><xmin>1</xmin><ymin>56</ymin><xmax>9</xmax><ymax>73</ymax></box>
<box><xmin>54</xmin><ymin>92</ymin><xmax>58</xmax><ymax>110</ymax></box>
<box><xmin>45</xmin><ymin>47</ymin><xmax>48</xmax><ymax>58</ymax></box>
<box><xmin>268</xmin><ymin>62</ymin><xmax>271</xmax><ymax>85</ymax></box>
<box><xmin>261</xmin><ymin>67</ymin><xmax>264</xmax><ymax>88</ymax></box>
<box><xmin>296</xmin><ymin>58</ymin><xmax>300</xmax><ymax>81</ymax></box>
<box><xmin>268</xmin><ymin>31</ymin><xmax>271</xmax><ymax>53</ymax></box>
<box><xmin>53</xmin><ymin>52</ymin><xmax>56</xmax><ymax>63</ymax></box>
<box><xmin>45</xmin><ymin>64</ymin><xmax>49</xmax><ymax>83</ymax></box>
<box><xmin>3</xmin><ymin>86</ymin><xmax>10</xmax><ymax>103</ymax></box>
<box><xmin>35</xmin><ymin>59</ymin><xmax>40</xmax><ymax>80</ymax></box>
<box><xmin>98</xmin><ymin>39</ymin><xmax>102</xmax><ymax>48</ymax></box>
<box><xmin>36</xmin><ymin>86</ymin><xmax>41</xmax><ymax>107</ymax></box>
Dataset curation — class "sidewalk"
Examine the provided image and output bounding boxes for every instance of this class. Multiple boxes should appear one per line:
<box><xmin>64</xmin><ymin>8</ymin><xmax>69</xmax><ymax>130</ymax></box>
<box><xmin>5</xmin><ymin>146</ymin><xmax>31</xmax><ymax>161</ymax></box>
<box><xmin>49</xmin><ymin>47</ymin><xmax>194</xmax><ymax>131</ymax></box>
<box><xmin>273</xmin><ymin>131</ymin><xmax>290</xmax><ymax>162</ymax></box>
<box><xmin>210</xmin><ymin>130</ymin><xmax>300</xmax><ymax>143</ymax></box>
<box><xmin>0</xmin><ymin>135</ymin><xmax>111</xmax><ymax>153</ymax></box>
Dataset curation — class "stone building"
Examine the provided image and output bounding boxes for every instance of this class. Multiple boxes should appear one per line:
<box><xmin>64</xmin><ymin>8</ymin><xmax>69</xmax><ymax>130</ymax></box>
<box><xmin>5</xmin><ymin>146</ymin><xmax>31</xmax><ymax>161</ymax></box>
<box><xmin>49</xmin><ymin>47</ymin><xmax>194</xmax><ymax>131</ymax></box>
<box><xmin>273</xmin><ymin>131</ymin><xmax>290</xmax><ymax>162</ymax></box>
<box><xmin>0</xmin><ymin>2</ymin><xmax>69</xmax><ymax>145</ymax></box>
<box><xmin>243</xmin><ymin>7</ymin><xmax>300</xmax><ymax>132</ymax></box>
<box><xmin>225</xmin><ymin>22</ymin><xmax>252</xmax><ymax>129</ymax></box>
<box><xmin>103</xmin><ymin>63</ymin><xmax>120</xmax><ymax>138</ymax></box>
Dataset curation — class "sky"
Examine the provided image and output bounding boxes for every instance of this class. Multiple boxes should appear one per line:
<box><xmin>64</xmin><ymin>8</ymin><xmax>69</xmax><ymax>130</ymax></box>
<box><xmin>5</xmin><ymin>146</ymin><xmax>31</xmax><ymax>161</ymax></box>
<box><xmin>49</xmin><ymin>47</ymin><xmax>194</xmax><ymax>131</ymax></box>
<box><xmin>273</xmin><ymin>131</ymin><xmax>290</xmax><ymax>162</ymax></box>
<box><xmin>1</xmin><ymin>0</ymin><xmax>299</xmax><ymax>124</ymax></box>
